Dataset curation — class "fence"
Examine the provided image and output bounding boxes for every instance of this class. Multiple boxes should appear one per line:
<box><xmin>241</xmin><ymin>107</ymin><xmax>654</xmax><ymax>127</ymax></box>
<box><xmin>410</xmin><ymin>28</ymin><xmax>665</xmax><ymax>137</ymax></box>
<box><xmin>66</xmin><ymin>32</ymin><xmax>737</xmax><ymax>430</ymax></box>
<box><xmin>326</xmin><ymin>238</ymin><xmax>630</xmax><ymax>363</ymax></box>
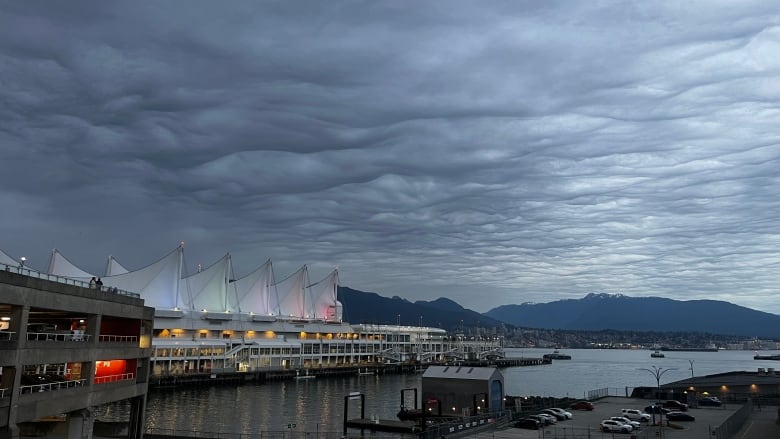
<box><xmin>19</xmin><ymin>379</ymin><xmax>86</xmax><ymax>394</ymax></box>
<box><xmin>1</xmin><ymin>262</ymin><xmax>139</xmax><ymax>298</ymax></box>
<box><xmin>710</xmin><ymin>398</ymin><xmax>752</xmax><ymax>439</ymax></box>
<box><xmin>95</xmin><ymin>373</ymin><xmax>135</xmax><ymax>384</ymax></box>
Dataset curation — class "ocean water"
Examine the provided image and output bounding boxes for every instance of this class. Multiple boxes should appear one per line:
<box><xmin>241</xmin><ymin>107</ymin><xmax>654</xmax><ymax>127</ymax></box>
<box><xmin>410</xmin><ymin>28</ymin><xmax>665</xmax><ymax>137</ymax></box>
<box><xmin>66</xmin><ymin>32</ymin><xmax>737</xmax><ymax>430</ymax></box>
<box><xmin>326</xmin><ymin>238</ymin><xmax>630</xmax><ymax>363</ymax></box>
<box><xmin>125</xmin><ymin>348</ymin><xmax>777</xmax><ymax>435</ymax></box>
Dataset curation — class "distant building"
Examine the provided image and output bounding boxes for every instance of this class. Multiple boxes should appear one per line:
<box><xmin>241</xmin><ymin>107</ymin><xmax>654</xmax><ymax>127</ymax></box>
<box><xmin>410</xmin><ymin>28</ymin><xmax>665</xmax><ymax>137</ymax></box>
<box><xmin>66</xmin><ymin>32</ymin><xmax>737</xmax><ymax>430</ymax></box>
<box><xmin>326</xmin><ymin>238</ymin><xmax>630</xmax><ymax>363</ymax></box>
<box><xmin>631</xmin><ymin>369</ymin><xmax>780</xmax><ymax>404</ymax></box>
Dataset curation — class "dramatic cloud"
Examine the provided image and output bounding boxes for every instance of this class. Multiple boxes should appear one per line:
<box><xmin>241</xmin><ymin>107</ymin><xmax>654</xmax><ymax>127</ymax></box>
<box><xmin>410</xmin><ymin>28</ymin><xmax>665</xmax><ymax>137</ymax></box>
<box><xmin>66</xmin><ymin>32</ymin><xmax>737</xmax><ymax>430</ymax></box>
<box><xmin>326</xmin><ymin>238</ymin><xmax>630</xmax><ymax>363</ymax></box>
<box><xmin>2</xmin><ymin>1</ymin><xmax>780</xmax><ymax>314</ymax></box>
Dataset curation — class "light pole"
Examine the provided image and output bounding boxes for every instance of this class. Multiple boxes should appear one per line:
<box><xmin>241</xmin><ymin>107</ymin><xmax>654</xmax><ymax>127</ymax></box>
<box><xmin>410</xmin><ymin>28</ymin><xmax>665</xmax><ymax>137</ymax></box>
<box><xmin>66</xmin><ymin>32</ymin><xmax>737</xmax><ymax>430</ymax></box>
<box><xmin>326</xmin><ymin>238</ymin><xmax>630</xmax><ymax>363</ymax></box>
<box><xmin>638</xmin><ymin>366</ymin><xmax>676</xmax><ymax>438</ymax></box>
<box><xmin>18</xmin><ymin>256</ymin><xmax>26</xmax><ymax>273</ymax></box>
<box><xmin>688</xmin><ymin>359</ymin><xmax>694</xmax><ymax>378</ymax></box>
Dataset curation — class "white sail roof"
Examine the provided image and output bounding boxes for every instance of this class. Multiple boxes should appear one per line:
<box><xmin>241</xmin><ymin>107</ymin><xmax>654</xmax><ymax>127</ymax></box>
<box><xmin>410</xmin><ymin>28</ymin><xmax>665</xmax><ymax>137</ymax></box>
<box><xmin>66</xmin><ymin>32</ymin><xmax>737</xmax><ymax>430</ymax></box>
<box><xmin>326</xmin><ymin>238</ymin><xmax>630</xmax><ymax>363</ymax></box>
<box><xmin>307</xmin><ymin>269</ymin><xmax>339</xmax><ymax>321</ymax></box>
<box><xmin>231</xmin><ymin>259</ymin><xmax>273</xmax><ymax>315</ymax></box>
<box><xmin>47</xmin><ymin>249</ymin><xmax>95</xmax><ymax>279</ymax></box>
<box><xmin>105</xmin><ymin>256</ymin><xmax>129</xmax><ymax>276</ymax></box>
<box><xmin>180</xmin><ymin>254</ymin><xmax>233</xmax><ymax>312</ymax></box>
<box><xmin>102</xmin><ymin>245</ymin><xmax>183</xmax><ymax>310</ymax></box>
<box><xmin>272</xmin><ymin>266</ymin><xmax>307</xmax><ymax>317</ymax></box>
<box><xmin>0</xmin><ymin>248</ymin><xmax>18</xmax><ymax>267</ymax></box>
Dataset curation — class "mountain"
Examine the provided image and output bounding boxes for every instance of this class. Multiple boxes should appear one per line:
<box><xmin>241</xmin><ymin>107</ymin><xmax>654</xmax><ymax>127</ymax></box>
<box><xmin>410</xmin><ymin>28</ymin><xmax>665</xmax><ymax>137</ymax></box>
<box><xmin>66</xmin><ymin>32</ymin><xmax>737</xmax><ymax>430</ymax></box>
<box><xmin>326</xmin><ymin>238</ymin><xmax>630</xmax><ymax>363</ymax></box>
<box><xmin>484</xmin><ymin>293</ymin><xmax>780</xmax><ymax>338</ymax></box>
<box><xmin>337</xmin><ymin>286</ymin><xmax>505</xmax><ymax>332</ymax></box>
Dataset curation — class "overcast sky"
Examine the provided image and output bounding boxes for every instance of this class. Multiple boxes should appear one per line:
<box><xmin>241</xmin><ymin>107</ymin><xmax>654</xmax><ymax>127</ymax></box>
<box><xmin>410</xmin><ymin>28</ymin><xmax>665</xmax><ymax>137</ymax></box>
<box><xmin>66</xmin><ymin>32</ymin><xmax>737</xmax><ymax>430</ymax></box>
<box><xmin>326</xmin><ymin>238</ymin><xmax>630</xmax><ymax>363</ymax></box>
<box><xmin>2</xmin><ymin>2</ymin><xmax>780</xmax><ymax>314</ymax></box>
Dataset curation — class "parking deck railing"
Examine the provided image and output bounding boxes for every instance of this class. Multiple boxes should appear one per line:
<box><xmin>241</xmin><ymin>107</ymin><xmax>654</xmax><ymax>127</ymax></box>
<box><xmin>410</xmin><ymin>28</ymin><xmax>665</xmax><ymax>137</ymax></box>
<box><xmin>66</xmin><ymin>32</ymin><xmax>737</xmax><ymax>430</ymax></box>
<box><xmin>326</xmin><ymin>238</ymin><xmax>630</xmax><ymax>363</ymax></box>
<box><xmin>19</xmin><ymin>379</ymin><xmax>86</xmax><ymax>394</ymax></box>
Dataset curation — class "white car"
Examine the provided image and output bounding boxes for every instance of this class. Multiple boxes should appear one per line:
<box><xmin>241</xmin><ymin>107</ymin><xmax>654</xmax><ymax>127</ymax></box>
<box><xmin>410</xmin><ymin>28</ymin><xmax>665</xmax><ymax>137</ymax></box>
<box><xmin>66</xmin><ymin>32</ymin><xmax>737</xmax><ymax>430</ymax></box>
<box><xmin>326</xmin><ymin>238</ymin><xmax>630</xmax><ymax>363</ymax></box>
<box><xmin>610</xmin><ymin>416</ymin><xmax>641</xmax><ymax>430</ymax></box>
<box><xmin>621</xmin><ymin>408</ymin><xmax>652</xmax><ymax>422</ymax></box>
<box><xmin>548</xmin><ymin>407</ymin><xmax>573</xmax><ymax>419</ymax></box>
<box><xmin>601</xmin><ymin>419</ymin><xmax>633</xmax><ymax>433</ymax></box>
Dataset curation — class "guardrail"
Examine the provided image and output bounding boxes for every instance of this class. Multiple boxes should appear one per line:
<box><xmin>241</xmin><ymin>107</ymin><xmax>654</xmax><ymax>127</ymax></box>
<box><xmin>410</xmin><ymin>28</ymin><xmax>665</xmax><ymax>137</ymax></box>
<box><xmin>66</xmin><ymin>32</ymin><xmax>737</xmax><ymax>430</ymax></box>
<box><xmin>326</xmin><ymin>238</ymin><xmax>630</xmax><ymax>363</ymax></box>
<box><xmin>95</xmin><ymin>373</ymin><xmax>135</xmax><ymax>384</ymax></box>
<box><xmin>0</xmin><ymin>388</ymin><xmax>8</xmax><ymax>399</ymax></box>
<box><xmin>19</xmin><ymin>379</ymin><xmax>86</xmax><ymax>394</ymax></box>
<box><xmin>0</xmin><ymin>331</ymin><xmax>16</xmax><ymax>341</ymax></box>
<box><xmin>26</xmin><ymin>332</ymin><xmax>91</xmax><ymax>342</ymax></box>
<box><xmin>1</xmin><ymin>263</ymin><xmax>139</xmax><ymax>298</ymax></box>
<box><xmin>99</xmin><ymin>334</ymin><xmax>138</xmax><ymax>343</ymax></box>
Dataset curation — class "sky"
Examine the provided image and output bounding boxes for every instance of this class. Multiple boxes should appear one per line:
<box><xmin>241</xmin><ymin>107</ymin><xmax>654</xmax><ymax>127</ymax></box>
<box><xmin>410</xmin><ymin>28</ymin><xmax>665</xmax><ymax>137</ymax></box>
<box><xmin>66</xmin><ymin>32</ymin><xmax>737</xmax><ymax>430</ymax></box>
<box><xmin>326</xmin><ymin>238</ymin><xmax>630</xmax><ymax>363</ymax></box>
<box><xmin>2</xmin><ymin>2</ymin><xmax>780</xmax><ymax>314</ymax></box>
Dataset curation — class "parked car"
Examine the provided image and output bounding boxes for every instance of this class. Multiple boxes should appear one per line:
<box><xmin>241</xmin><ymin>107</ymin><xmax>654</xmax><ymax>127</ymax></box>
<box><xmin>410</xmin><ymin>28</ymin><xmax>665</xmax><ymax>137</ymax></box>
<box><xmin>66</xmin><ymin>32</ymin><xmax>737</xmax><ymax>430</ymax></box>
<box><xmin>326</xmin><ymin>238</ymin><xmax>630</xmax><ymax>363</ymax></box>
<box><xmin>660</xmin><ymin>400</ymin><xmax>689</xmax><ymax>411</ymax></box>
<box><xmin>513</xmin><ymin>418</ymin><xmax>540</xmax><ymax>430</ymax></box>
<box><xmin>549</xmin><ymin>407</ymin><xmax>573</xmax><ymax>419</ymax></box>
<box><xmin>571</xmin><ymin>400</ymin><xmax>594</xmax><ymax>411</ymax></box>
<box><xmin>666</xmin><ymin>411</ymin><xmax>695</xmax><ymax>421</ymax></box>
<box><xmin>609</xmin><ymin>416</ymin><xmax>641</xmax><ymax>430</ymax></box>
<box><xmin>541</xmin><ymin>408</ymin><xmax>571</xmax><ymax>420</ymax></box>
<box><xmin>536</xmin><ymin>413</ymin><xmax>558</xmax><ymax>424</ymax></box>
<box><xmin>644</xmin><ymin>405</ymin><xmax>671</xmax><ymax>415</ymax></box>
<box><xmin>528</xmin><ymin>414</ymin><xmax>554</xmax><ymax>426</ymax></box>
<box><xmin>621</xmin><ymin>408</ymin><xmax>651</xmax><ymax>422</ymax></box>
<box><xmin>600</xmin><ymin>419</ymin><xmax>633</xmax><ymax>433</ymax></box>
<box><xmin>698</xmin><ymin>396</ymin><xmax>722</xmax><ymax>407</ymax></box>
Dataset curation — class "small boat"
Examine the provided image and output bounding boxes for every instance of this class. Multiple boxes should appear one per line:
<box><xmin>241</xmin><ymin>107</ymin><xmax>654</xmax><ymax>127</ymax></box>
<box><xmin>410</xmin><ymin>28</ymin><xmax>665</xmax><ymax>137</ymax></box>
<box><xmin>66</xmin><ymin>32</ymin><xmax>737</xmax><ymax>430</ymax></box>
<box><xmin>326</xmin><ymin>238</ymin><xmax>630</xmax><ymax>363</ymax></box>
<box><xmin>754</xmin><ymin>352</ymin><xmax>780</xmax><ymax>360</ymax></box>
<box><xmin>651</xmin><ymin>351</ymin><xmax>665</xmax><ymax>358</ymax></box>
<box><xmin>294</xmin><ymin>370</ymin><xmax>315</xmax><ymax>380</ymax></box>
<box><xmin>543</xmin><ymin>350</ymin><xmax>572</xmax><ymax>360</ymax></box>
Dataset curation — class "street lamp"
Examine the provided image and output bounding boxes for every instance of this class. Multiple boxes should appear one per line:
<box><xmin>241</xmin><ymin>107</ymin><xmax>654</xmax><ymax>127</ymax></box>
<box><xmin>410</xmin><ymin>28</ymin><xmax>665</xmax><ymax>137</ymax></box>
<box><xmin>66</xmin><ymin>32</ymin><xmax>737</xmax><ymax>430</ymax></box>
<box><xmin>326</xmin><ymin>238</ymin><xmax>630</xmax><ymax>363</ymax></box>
<box><xmin>688</xmin><ymin>359</ymin><xmax>695</xmax><ymax>378</ymax></box>
<box><xmin>638</xmin><ymin>366</ymin><xmax>676</xmax><ymax>437</ymax></box>
<box><xmin>18</xmin><ymin>256</ymin><xmax>26</xmax><ymax>272</ymax></box>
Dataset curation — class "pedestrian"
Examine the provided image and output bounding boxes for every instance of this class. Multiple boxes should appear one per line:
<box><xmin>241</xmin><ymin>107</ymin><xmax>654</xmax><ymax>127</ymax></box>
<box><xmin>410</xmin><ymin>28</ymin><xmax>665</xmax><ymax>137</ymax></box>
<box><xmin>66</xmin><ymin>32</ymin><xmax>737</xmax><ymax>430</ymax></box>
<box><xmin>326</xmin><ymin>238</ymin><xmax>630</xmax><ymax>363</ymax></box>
<box><xmin>89</xmin><ymin>277</ymin><xmax>97</xmax><ymax>288</ymax></box>
<box><xmin>96</xmin><ymin>278</ymin><xmax>104</xmax><ymax>290</ymax></box>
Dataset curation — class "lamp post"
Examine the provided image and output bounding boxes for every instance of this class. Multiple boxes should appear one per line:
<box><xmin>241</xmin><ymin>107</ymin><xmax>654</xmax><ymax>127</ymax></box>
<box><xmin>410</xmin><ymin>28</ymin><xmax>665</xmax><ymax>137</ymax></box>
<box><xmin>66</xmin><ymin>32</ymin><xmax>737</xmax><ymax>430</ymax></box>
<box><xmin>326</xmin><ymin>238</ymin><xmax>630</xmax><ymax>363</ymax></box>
<box><xmin>18</xmin><ymin>256</ymin><xmax>26</xmax><ymax>273</ymax></box>
<box><xmin>638</xmin><ymin>366</ymin><xmax>676</xmax><ymax>438</ymax></box>
<box><xmin>688</xmin><ymin>359</ymin><xmax>694</xmax><ymax>378</ymax></box>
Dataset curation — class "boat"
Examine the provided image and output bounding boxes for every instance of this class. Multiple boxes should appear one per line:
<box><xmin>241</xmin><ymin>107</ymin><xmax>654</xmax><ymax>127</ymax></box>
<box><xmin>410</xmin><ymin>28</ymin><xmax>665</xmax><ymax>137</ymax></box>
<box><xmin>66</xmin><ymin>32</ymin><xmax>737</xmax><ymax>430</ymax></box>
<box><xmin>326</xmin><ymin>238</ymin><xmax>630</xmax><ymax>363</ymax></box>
<box><xmin>754</xmin><ymin>352</ymin><xmax>780</xmax><ymax>360</ymax></box>
<box><xmin>659</xmin><ymin>344</ymin><xmax>718</xmax><ymax>352</ymax></box>
<box><xmin>651</xmin><ymin>351</ymin><xmax>665</xmax><ymax>358</ymax></box>
<box><xmin>543</xmin><ymin>350</ymin><xmax>572</xmax><ymax>360</ymax></box>
<box><xmin>294</xmin><ymin>370</ymin><xmax>315</xmax><ymax>380</ymax></box>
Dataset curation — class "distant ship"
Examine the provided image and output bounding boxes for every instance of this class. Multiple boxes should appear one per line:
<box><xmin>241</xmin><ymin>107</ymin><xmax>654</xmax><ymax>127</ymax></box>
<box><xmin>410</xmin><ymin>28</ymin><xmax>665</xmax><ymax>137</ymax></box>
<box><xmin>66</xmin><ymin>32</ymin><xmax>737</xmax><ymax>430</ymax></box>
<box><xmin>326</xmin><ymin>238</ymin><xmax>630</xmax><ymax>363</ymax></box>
<box><xmin>754</xmin><ymin>352</ymin><xmax>780</xmax><ymax>361</ymax></box>
<box><xmin>543</xmin><ymin>350</ymin><xmax>572</xmax><ymax>360</ymax></box>
<box><xmin>651</xmin><ymin>351</ymin><xmax>665</xmax><ymax>358</ymax></box>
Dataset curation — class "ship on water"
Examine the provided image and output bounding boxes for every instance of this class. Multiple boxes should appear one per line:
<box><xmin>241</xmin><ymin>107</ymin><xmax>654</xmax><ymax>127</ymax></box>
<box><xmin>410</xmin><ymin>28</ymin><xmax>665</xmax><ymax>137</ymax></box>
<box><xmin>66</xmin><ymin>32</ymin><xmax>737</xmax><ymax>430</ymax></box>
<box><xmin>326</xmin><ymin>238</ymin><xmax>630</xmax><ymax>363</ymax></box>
<box><xmin>21</xmin><ymin>244</ymin><xmax>505</xmax><ymax>381</ymax></box>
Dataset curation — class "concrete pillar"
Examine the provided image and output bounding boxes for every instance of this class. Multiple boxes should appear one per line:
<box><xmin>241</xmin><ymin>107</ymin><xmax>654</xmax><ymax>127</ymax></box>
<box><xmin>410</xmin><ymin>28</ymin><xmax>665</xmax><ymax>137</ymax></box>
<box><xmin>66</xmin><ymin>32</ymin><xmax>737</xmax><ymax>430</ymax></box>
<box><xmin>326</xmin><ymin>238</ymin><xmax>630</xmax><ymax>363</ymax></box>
<box><xmin>128</xmin><ymin>395</ymin><xmax>147</xmax><ymax>439</ymax></box>
<box><xmin>66</xmin><ymin>408</ymin><xmax>94</xmax><ymax>439</ymax></box>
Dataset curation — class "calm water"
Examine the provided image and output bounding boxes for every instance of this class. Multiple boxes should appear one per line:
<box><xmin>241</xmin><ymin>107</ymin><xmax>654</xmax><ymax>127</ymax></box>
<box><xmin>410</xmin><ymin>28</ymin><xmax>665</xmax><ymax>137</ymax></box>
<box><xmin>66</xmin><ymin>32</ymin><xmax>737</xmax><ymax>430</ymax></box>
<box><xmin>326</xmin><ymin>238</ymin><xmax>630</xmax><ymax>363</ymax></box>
<box><xmin>123</xmin><ymin>348</ymin><xmax>778</xmax><ymax>434</ymax></box>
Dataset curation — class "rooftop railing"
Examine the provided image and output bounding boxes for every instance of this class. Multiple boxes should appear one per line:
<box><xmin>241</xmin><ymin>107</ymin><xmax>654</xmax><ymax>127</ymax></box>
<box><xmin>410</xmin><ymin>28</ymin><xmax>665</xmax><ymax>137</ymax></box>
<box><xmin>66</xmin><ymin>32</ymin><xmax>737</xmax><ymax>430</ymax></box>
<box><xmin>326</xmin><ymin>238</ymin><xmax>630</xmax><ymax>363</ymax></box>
<box><xmin>19</xmin><ymin>379</ymin><xmax>86</xmax><ymax>395</ymax></box>
<box><xmin>94</xmin><ymin>373</ymin><xmax>135</xmax><ymax>384</ymax></box>
<box><xmin>0</xmin><ymin>331</ymin><xmax>15</xmax><ymax>341</ymax></box>
<box><xmin>98</xmin><ymin>334</ymin><xmax>138</xmax><ymax>343</ymax></box>
<box><xmin>1</xmin><ymin>262</ymin><xmax>139</xmax><ymax>298</ymax></box>
<box><xmin>26</xmin><ymin>332</ymin><xmax>92</xmax><ymax>342</ymax></box>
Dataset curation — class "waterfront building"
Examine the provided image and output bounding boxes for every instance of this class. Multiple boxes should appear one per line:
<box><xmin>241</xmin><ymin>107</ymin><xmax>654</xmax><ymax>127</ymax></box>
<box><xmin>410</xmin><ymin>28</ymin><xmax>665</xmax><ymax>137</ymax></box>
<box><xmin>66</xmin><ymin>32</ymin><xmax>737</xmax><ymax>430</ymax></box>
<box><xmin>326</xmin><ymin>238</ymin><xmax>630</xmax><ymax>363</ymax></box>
<box><xmin>4</xmin><ymin>245</ymin><xmax>504</xmax><ymax>387</ymax></box>
<box><xmin>0</xmin><ymin>264</ymin><xmax>153</xmax><ymax>439</ymax></box>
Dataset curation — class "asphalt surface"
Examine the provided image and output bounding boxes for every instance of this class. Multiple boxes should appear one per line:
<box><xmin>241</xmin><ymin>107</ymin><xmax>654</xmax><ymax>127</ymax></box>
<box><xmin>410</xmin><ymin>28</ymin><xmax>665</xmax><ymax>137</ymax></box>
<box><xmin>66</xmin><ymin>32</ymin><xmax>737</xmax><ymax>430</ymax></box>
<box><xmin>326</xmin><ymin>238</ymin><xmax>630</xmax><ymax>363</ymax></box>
<box><xmin>468</xmin><ymin>397</ymin><xmax>779</xmax><ymax>439</ymax></box>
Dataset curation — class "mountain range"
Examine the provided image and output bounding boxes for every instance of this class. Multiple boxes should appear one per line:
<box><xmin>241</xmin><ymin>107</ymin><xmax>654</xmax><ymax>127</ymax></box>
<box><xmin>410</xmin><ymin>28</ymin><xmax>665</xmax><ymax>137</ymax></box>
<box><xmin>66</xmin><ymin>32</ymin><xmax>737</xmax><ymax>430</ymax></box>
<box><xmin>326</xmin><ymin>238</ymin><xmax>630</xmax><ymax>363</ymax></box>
<box><xmin>337</xmin><ymin>288</ymin><xmax>780</xmax><ymax>339</ymax></box>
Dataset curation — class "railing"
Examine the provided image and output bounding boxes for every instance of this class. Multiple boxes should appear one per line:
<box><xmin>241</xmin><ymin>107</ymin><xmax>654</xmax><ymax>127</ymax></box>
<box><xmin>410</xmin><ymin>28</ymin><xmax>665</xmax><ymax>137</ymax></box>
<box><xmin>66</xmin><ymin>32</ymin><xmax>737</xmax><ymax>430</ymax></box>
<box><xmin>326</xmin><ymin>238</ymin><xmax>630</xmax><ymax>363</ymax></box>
<box><xmin>95</xmin><ymin>373</ymin><xmax>135</xmax><ymax>384</ymax></box>
<box><xmin>0</xmin><ymin>331</ymin><xmax>16</xmax><ymax>341</ymax></box>
<box><xmin>26</xmin><ymin>332</ymin><xmax>91</xmax><ymax>342</ymax></box>
<box><xmin>711</xmin><ymin>399</ymin><xmax>753</xmax><ymax>439</ymax></box>
<box><xmin>0</xmin><ymin>388</ymin><xmax>8</xmax><ymax>398</ymax></box>
<box><xmin>1</xmin><ymin>262</ymin><xmax>139</xmax><ymax>298</ymax></box>
<box><xmin>99</xmin><ymin>334</ymin><xmax>138</xmax><ymax>343</ymax></box>
<box><xmin>146</xmin><ymin>427</ymin><xmax>396</xmax><ymax>439</ymax></box>
<box><xmin>19</xmin><ymin>379</ymin><xmax>86</xmax><ymax>394</ymax></box>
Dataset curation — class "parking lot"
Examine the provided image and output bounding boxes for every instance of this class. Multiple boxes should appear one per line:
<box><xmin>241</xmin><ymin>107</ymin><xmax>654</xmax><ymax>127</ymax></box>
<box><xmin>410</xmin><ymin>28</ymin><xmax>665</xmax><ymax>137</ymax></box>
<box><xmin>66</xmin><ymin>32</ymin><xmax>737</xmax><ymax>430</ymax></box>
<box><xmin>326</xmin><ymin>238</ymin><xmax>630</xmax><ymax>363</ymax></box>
<box><xmin>476</xmin><ymin>397</ymin><xmax>740</xmax><ymax>439</ymax></box>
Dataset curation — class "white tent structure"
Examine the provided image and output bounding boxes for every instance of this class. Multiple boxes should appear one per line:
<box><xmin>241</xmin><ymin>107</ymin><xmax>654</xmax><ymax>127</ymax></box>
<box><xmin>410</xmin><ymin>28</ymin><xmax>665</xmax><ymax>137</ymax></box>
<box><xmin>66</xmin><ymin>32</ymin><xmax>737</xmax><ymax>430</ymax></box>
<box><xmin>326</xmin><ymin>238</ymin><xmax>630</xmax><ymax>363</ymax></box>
<box><xmin>104</xmin><ymin>256</ymin><xmax>129</xmax><ymax>276</ymax></box>
<box><xmin>48</xmin><ymin>249</ymin><xmax>95</xmax><ymax>279</ymax></box>
<box><xmin>32</xmin><ymin>245</ymin><xmax>342</xmax><ymax>322</ymax></box>
<box><xmin>0</xmin><ymin>248</ymin><xmax>18</xmax><ymax>267</ymax></box>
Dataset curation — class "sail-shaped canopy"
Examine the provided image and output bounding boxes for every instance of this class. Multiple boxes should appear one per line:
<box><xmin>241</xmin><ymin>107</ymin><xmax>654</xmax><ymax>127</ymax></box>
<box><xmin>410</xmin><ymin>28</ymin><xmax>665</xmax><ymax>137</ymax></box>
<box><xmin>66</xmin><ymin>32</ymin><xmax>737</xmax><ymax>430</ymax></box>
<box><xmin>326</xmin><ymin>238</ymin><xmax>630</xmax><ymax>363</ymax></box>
<box><xmin>0</xmin><ymin>248</ymin><xmax>18</xmax><ymax>267</ymax></box>
<box><xmin>231</xmin><ymin>259</ymin><xmax>273</xmax><ymax>315</ymax></box>
<box><xmin>272</xmin><ymin>266</ymin><xmax>307</xmax><ymax>318</ymax></box>
<box><xmin>47</xmin><ymin>249</ymin><xmax>94</xmax><ymax>279</ymax></box>
<box><xmin>307</xmin><ymin>269</ymin><xmax>339</xmax><ymax>321</ymax></box>
<box><xmin>105</xmin><ymin>256</ymin><xmax>129</xmax><ymax>276</ymax></box>
<box><xmin>180</xmin><ymin>254</ymin><xmax>233</xmax><ymax>312</ymax></box>
<box><xmin>102</xmin><ymin>245</ymin><xmax>183</xmax><ymax>310</ymax></box>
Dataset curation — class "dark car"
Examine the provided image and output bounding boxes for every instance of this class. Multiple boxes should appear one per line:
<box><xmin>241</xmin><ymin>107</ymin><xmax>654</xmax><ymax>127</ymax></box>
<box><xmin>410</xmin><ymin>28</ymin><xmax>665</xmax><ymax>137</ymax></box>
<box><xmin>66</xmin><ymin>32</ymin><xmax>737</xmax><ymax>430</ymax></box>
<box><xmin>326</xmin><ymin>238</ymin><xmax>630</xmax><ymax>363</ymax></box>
<box><xmin>514</xmin><ymin>418</ymin><xmax>541</xmax><ymax>430</ymax></box>
<box><xmin>644</xmin><ymin>405</ymin><xmax>671</xmax><ymax>415</ymax></box>
<box><xmin>660</xmin><ymin>400</ymin><xmax>689</xmax><ymax>411</ymax></box>
<box><xmin>698</xmin><ymin>397</ymin><xmax>722</xmax><ymax>407</ymax></box>
<box><xmin>666</xmin><ymin>411</ymin><xmax>695</xmax><ymax>421</ymax></box>
<box><xmin>571</xmin><ymin>400</ymin><xmax>594</xmax><ymax>411</ymax></box>
<box><xmin>528</xmin><ymin>414</ymin><xmax>554</xmax><ymax>426</ymax></box>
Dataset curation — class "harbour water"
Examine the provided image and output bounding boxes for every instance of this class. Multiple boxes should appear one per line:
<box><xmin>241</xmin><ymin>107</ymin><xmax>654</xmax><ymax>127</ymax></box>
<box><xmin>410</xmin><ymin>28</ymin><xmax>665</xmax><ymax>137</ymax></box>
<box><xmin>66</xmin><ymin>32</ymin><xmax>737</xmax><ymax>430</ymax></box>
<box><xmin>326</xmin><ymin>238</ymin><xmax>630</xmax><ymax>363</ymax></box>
<box><xmin>119</xmin><ymin>348</ymin><xmax>779</xmax><ymax>435</ymax></box>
